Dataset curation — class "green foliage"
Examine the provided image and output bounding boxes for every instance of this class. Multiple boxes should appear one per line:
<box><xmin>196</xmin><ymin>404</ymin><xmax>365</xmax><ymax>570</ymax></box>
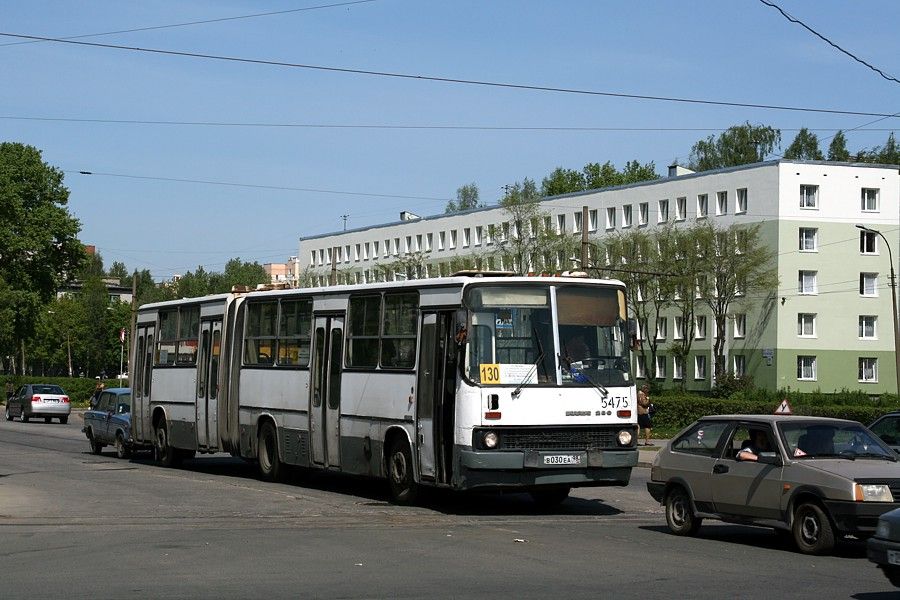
<box><xmin>541</xmin><ymin>160</ymin><xmax>659</xmax><ymax>196</ymax></box>
<box><xmin>1</xmin><ymin>375</ymin><xmax>126</xmax><ymax>406</ymax></box>
<box><xmin>688</xmin><ymin>122</ymin><xmax>781</xmax><ymax>171</ymax></box>
<box><xmin>827</xmin><ymin>131</ymin><xmax>851</xmax><ymax>161</ymax></box>
<box><xmin>783</xmin><ymin>128</ymin><xmax>824</xmax><ymax>160</ymax></box>
<box><xmin>107</xmin><ymin>261</ymin><xmax>129</xmax><ymax>284</ymax></box>
<box><xmin>445</xmin><ymin>183</ymin><xmax>483</xmax><ymax>213</ymax></box>
<box><xmin>651</xmin><ymin>390</ymin><xmax>900</xmax><ymax>432</ymax></box>
<box><xmin>174</xmin><ymin>258</ymin><xmax>269</xmax><ymax>297</ymax></box>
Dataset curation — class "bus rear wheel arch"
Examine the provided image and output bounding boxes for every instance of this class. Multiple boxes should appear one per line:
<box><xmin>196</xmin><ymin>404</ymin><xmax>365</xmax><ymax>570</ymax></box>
<box><xmin>386</xmin><ymin>433</ymin><xmax>418</xmax><ymax>505</ymax></box>
<box><xmin>257</xmin><ymin>419</ymin><xmax>284</xmax><ymax>482</ymax></box>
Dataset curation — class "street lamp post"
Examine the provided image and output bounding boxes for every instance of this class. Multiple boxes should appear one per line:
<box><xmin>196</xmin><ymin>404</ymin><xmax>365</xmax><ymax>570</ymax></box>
<box><xmin>857</xmin><ymin>225</ymin><xmax>899</xmax><ymax>396</ymax></box>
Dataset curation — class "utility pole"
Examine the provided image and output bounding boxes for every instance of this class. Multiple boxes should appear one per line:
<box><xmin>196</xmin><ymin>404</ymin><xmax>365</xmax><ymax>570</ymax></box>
<box><xmin>129</xmin><ymin>271</ymin><xmax>137</xmax><ymax>386</ymax></box>
<box><xmin>341</xmin><ymin>215</ymin><xmax>349</xmax><ymax>231</ymax></box>
<box><xmin>330</xmin><ymin>246</ymin><xmax>338</xmax><ymax>286</ymax></box>
<box><xmin>581</xmin><ymin>205</ymin><xmax>589</xmax><ymax>270</ymax></box>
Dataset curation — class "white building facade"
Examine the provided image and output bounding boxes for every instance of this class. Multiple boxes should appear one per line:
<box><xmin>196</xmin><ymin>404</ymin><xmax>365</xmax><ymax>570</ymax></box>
<box><xmin>298</xmin><ymin>160</ymin><xmax>899</xmax><ymax>394</ymax></box>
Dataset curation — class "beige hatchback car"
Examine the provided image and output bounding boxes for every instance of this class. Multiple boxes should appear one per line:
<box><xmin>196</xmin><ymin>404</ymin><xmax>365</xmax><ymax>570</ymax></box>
<box><xmin>647</xmin><ymin>415</ymin><xmax>900</xmax><ymax>554</ymax></box>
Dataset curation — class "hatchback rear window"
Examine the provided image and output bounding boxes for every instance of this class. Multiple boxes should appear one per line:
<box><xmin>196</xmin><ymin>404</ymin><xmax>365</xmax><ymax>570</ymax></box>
<box><xmin>671</xmin><ymin>421</ymin><xmax>730</xmax><ymax>456</ymax></box>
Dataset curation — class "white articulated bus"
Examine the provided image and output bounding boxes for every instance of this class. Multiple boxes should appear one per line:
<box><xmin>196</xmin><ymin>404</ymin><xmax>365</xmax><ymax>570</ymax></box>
<box><xmin>131</xmin><ymin>273</ymin><xmax>639</xmax><ymax>505</ymax></box>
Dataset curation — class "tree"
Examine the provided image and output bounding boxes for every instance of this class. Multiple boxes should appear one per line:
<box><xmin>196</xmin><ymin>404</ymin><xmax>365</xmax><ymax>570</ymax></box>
<box><xmin>688</xmin><ymin>122</ymin><xmax>781</xmax><ymax>171</ymax></box>
<box><xmin>107</xmin><ymin>261</ymin><xmax>129</xmax><ymax>284</ymax></box>
<box><xmin>541</xmin><ymin>167</ymin><xmax>586</xmax><ymax>196</ymax></box>
<box><xmin>210</xmin><ymin>258</ymin><xmax>269</xmax><ymax>293</ymax></box>
<box><xmin>827</xmin><ymin>130</ymin><xmax>851</xmax><ymax>161</ymax></box>
<box><xmin>375</xmin><ymin>251</ymin><xmax>430</xmax><ymax>281</ymax></box>
<box><xmin>0</xmin><ymin>142</ymin><xmax>84</xmax><ymax>372</ymax></box>
<box><xmin>696</xmin><ymin>223</ymin><xmax>778</xmax><ymax>381</ymax></box>
<box><xmin>176</xmin><ymin>266</ymin><xmax>212</xmax><ymax>298</ymax></box>
<box><xmin>878</xmin><ymin>132</ymin><xmax>899</xmax><ymax>165</ymax></box>
<box><xmin>134</xmin><ymin>269</ymin><xmax>173</xmax><ymax>306</ymax></box>
<box><xmin>444</xmin><ymin>183</ymin><xmax>483</xmax><ymax>213</ymax></box>
<box><xmin>620</xmin><ymin>160</ymin><xmax>660</xmax><ymax>184</ymax></box>
<box><xmin>783</xmin><ymin>128</ymin><xmax>824</xmax><ymax>160</ymax></box>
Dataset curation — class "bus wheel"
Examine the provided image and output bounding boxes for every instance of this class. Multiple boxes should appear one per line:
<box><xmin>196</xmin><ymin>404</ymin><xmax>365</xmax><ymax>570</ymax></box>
<box><xmin>155</xmin><ymin>421</ymin><xmax>179</xmax><ymax>467</ymax></box>
<box><xmin>257</xmin><ymin>421</ymin><xmax>283</xmax><ymax>482</ymax></box>
<box><xmin>387</xmin><ymin>437</ymin><xmax>418</xmax><ymax>505</ymax></box>
<box><xmin>530</xmin><ymin>486</ymin><xmax>571</xmax><ymax>508</ymax></box>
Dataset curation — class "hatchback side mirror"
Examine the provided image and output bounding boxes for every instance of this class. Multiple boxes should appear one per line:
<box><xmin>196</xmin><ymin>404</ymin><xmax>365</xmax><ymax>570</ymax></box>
<box><xmin>757</xmin><ymin>451</ymin><xmax>783</xmax><ymax>466</ymax></box>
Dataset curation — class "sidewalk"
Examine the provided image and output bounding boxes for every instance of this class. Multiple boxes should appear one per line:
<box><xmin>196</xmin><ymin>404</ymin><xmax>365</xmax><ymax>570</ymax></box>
<box><xmin>637</xmin><ymin>439</ymin><xmax>666</xmax><ymax>468</ymax></box>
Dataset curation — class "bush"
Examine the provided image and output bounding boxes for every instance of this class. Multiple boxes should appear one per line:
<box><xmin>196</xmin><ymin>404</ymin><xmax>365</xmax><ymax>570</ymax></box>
<box><xmin>1</xmin><ymin>375</ymin><xmax>127</xmax><ymax>406</ymax></box>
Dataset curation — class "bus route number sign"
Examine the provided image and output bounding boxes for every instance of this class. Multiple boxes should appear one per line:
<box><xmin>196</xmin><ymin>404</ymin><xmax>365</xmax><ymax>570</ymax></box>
<box><xmin>480</xmin><ymin>363</ymin><xmax>501</xmax><ymax>384</ymax></box>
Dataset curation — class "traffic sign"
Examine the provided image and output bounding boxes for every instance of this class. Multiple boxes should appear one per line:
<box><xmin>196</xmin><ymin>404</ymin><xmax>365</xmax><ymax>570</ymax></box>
<box><xmin>774</xmin><ymin>398</ymin><xmax>792</xmax><ymax>415</ymax></box>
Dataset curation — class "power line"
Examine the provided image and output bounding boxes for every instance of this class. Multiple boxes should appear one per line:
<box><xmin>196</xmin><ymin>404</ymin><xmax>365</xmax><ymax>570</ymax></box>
<box><xmin>0</xmin><ymin>1</ymin><xmax>378</xmax><ymax>48</ymax></box>
<box><xmin>67</xmin><ymin>169</ymin><xmax>451</xmax><ymax>202</ymax></box>
<box><xmin>4</xmin><ymin>115</ymin><xmax>898</xmax><ymax>132</ymax></box>
<box><xmin>758</xmin><ymin>0</ymin><xmax>900</xmax><ymax>85</ymax></box>
<box><xmin>3</xmin><ymin>31</ymin><xmax>899</xmax><ymax>119</ymax></box>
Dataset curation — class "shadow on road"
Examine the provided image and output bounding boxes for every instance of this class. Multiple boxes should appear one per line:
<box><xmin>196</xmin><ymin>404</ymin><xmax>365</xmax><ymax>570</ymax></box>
<box><xmin>124</xmin><ymin>453</ymin><xmax>623</xmax><ymax>517</ymax></box>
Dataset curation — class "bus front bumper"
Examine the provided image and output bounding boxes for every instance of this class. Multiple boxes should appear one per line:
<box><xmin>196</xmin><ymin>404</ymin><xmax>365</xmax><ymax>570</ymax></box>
<box><xmin>457</xmin><ymin>448</ymin><xmax>638</xmax><ymax>489</ymax></box>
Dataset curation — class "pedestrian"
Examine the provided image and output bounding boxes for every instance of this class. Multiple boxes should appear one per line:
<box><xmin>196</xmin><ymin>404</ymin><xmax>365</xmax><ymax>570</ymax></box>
<box><xmin>637</xmin><ymin>384</ymin><xmax>653</xmax><ymax>446</ymax></box>
<box><xmin>5</xmin><ymin>381</ymin><xmax>14</xmax><ymax>403</ymax></box>
<box><xmin>90</xmin><ymin>377</ymin><xmax>105</xmax><ymax>409</ymax></box>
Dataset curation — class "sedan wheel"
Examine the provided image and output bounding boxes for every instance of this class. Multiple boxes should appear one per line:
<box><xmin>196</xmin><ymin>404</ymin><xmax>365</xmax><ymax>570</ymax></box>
<box><xmin>792</xmin><ymin>502</ymin><xmax>835</xmax><ymax>555</ymax></box>
<box><xmin>665</xmin><ymin>487</ymin><xmax>702</xmax><ymax>536</ymax></box>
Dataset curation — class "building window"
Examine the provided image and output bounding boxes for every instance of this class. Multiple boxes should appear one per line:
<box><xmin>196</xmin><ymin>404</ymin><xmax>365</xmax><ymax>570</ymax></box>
<box><xmin>635</xmin><ymin>356</ymin><xmax>646</xmax><ymax>379</ymax></box>
<box><xmin>425</xmin><ymin>233</ymin><xmax>432</xmax><ymax>252</ymax></box>
<box><xmin>674</xmin><ymin>317</ymin><xmax>684</xmax><ymax>340</ymax></box>
<box><xmin>798</xmin><ymin>270</ymin><xmax>817</xmax><ymax>295</ymax></box>
<box><xmin>733</xmin><ymin>313</ymin><xmax>746</xmax><ymax>338</ymax></box>
<box><xmin>675</xmin><ymin>197</ymin><xmax>686</xmax><ymax>221</ymax></box>
<box><xmin>573</xmin><ymin>212</ymin><xmax>583</xmax><ymax>234</ymax></box>
<box><xmin>449</xmin><ymin>230</ymin><xmax>457</xmax><ymax>250</ymax></box>
<box><xmin>694</xmin><ymin>355</ymin><xmax>707</xmax><ymax>380</ymax></box>
<box><xmin>733</xmin><ymin>354</ymin><xmax>746</xmax><ymax>377</ymax></box>
<box><xmin>673</xmin><ymin>356</ymin><xmax>684</xmax><ymax>380</ymax></box>
<box><xmin>638</xmin><ymin>202</ymin><xmax>649</xmax><ymax>226</ymax></box>
<box><xmin>656</xmin><ymin>317</ymin><xmax>667</xmax><ymax>340</ymax></box>
<box><xmin>485</xmin><ymin>225</ymin><xmax>493</xmax><ymax>245</ymax></box>
<box><xmin>392</xmin><ymin>239</ymin><xmax>399</xmax><ymax>257</ymax></box>
<box><xmin>860</xmin><ymin>272</ymin><xmax>878</xmax><ymax>296</ymax></box>
<box><xmin>474</xmin><ymin>226</ymin><xmax>482</xmax><ymax>246</ymax></box>
<box><xmin>716</xmin><ymin>191</ymin><xmax>728</xmax><ymax>215</ymax></box>
<box><xmin>859</xmin><ymin>315</ymin><xmax>877</xmax><ymax>339</ymax></box>
<box><xmin>382</xmin><ymin>240</ymin><xmax>389</xmax><ymax>258</ymax></box>
<box><xmin>463</xmin><ymin>228</ymin><xmax>471</xmax><ymax>248</ymax></box>
<box><xmin>658</xmin><ymin>199</ymin><xmax>669</xmax><ymax>223</ymax></box>
<box><xmin>622</xmin><ymin>205</ymin><xmax>633</xmax><ymax>228</ymax></box>
<box><xmin>797</xmin><ymin>313</ymin><xmax>816</xmax><ymax>337</ymax></box>
<box><xmin>556</xmin><ymin>214</ymin><xmax>566</xmax><ymax>234</ymax></box>
<box><xmin>345</xmin><ymin>245</ymin><xmax>352</xmax><ymax>262</ymax></box>
<box><xmin>797</xmin><ymin>356</ymin><xmax>817</xmax><ymax>381</ymax></box>
<box><xmin>415</xmin><ymin>235</ymin><xmax>422</xmax><ymax>252</ymax></box>
<box><xmin>694</xmin><ymin>315</ymin><xmax>707</xmax><ymax>339</ymax></box>
<box><xmin>860</xmin><ymin>230</ymin><xmax>878</xmax><ymax>254</ymax></box>
<box><xmin>861</xmin><ymin>188</ymin><xmax>879</xmax><ymax>212</ymax></box>
<box><xmin>859</xmin><ymin>358</ymin><xmax>878</xmax><ymax>383</ymax></box>
<box><xmin>606</xmin><ymin>207</ymin><xmax>616</xmax><ymax>230</ymax></box>
<box><xmin>438</xmin><ymin>231</ymin><xmax>445</xmax><ymax>251</ymax></box>
<box><xmin>799</xmin><ymin>227</ymin><xmax>818</xmax><ymax>252</ymax></box>
<box><xmin>655</xmin><ymin>355</ymin><xmax>667</xmax><ymax>379</ymax></box>
<box><xmin>800</xmin><ymin>184</ymin><xmax>818</xmax><ymax>209</ymax></box>
<box><xmin>588</xmin><ymin>209</ymin><xmax>598</xmax><ymax>232</ymax></box>
<box><xmin>403</xmin><ymin>237</ymin><xmax>411</xmax><ymax>254</ymax></box>
<box><xmin>697</xmin><ymin>194</ymin><xmax>708</xmax><ymax>218</ymax></box>
<box><xmin>736</xmin><ymin>188</ymin><xmax>748</xmax><ymax>214</ymax></box>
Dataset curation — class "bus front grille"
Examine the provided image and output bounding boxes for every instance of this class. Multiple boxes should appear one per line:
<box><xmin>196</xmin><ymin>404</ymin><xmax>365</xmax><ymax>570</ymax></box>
<box><xmin>497</xmin><ymin>427</ymin><xmax>618</xmax><ymax>451</ymax></box>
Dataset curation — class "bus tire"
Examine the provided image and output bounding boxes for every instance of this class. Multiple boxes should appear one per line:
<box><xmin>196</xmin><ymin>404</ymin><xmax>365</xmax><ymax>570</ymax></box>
<box><xmin>387</xmin><ymin>437</ymin><xmax>418</xmax><ymax>505</ymax></box>
<box><xmin>155</xmin><ymin>421</ymin><xmax>179</xmax><ymax>467</ymax></box>
<box><xmin>257</xmin><ymin>421</ymin><xmax>283</xmax><ymax>482</ymax></box>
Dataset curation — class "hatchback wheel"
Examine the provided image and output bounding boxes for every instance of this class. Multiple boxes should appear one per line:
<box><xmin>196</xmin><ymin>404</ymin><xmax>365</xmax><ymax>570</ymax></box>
<box><xmin>792</xmin><ymin>502</ymin><xmax>834</xmax><ymax>555</ymax></box>
<box><xmin>665</xmin><ymin>487</ymin><xmax>702</xmax><ymax>536</ymax></box>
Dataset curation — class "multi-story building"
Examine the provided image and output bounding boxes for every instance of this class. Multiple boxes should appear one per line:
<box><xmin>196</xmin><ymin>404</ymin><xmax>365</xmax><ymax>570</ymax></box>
<box><xmin>298</xmin><ymin>160</ymin><xmax>899</xmax><ymax>394</ymax></box>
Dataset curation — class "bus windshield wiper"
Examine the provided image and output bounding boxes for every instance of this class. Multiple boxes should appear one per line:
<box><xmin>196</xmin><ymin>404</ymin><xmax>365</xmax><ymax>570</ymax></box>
<box><xmin>558</xmin><ymin>353</ymin><xmax>608</xmax><ymax>397</ymax></box>
<box><xmin>512</xmin><ymin>328</ymin><xmax>545</xmax><ymax>398</ymax></box>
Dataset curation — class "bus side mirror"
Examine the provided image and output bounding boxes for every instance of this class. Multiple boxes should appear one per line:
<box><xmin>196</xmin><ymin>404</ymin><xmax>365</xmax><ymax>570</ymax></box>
<box><xmin>454</xmin><ymin>309</ymin><xmax>468</xmax><ymax>345</ymax></box>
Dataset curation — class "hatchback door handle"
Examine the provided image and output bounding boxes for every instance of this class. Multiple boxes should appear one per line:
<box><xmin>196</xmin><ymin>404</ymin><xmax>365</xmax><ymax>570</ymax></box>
<box><xmin>713</xmin><ymin>464</ymin><xmax>729</xmax><ymax>474</ymax></box>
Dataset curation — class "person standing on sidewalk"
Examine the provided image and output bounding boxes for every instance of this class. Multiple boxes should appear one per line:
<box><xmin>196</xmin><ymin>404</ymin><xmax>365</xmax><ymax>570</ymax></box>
<box><xmin>637</xmin><ymin>384</ymin><xmax>653</xmax><ymax>446</ymax></box>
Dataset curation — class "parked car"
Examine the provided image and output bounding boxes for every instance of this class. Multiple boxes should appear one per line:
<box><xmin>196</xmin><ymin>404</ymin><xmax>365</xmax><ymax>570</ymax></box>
<box><xmin>647</xmin><ymin>415</ymin><xmax>900</xmax><ymax>555</ymax></box>
<box><xmin>868</xmin><ymin>507</ymin><xmax>900</xmax><ymax>587</ymax></box>
<box><xmin>869</xmin><ymin>412</ymin><xmax>900</xmax><ymax>454</ymax></box>
<box><xmin>82</xmin><ymin>387</ymin><xmax>135</xmax><ymax>459</ymax></box>
<box><xmin>4</xmin><ymin>383</ymin><xmax>71</xmax><ymax>424</ymax></box>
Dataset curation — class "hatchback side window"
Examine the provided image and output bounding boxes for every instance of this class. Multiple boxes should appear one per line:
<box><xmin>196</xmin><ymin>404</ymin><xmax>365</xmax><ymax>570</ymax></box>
<box><xmin>99</xmin><ymin>392</ymin><xmax>114</xmax><ymax>412</ymax></box>
<box><xmin>671</xmin><ymin>421</ymin><xmax>730</xmax><ymax>456</ymax></box>
<box><xmin>724</xmin><ymin>425</ymin><xmax>776</xmax><ymax>460</ymax></box>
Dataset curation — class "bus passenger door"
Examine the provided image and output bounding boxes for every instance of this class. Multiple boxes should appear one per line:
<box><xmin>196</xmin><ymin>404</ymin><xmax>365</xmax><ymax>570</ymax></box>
<box><xmin>416</xmin><ymin>314</ymin><xmax>437</xmax><ymax>480</ymax></box>
<box><xmin>133</xmin><ymin>325</ymin><xmax>154</xmax><ymax>444</ymax></box>
<box><xmin>195</xmin><ymin>320</ymin><xmax>222</xmax><ymax>450</ymax></box>
<box><xmin>310</xmin><ymin>316</ymin><xmax>344</xmax><ymax>468</ymax></box>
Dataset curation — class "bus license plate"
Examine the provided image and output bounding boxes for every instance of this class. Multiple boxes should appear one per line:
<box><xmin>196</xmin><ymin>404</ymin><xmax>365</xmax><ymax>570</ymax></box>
<box><xmin>889</xmin><ymin>550</ymin><xmax>900</xmax><ymax>566</ymax></box>
<box><xmin>544</xmin><ymin>454</ymin><xmax>581</xmax><ymax>466</ymax></box>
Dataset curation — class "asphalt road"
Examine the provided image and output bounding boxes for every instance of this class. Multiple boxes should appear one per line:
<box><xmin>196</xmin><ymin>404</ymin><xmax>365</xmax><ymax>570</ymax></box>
<box><xmin>0</xmin><ymin>416</ymin><xmax>896</xmax><ymax>599</ymax></box>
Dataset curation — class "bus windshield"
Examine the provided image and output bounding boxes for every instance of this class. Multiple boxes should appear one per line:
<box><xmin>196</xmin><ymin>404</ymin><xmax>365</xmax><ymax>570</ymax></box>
<box><xmin>464</xmin><ymin>284</ymin><xmax>630</xmax><ymax>387</ymax></box>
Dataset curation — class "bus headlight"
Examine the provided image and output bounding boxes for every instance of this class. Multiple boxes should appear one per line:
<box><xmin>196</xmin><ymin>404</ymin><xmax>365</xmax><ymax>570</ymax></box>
<box><xmin>483</xmin><ymin>431</ymin><xmax>499</xmax><ymax>449</ymax></box>
<box><xmin>855</xmin><ymin>483</ymin><xmax>894</xmax><ymax>502</ymax></box>
<box><xmin>618</xmin><ymin>430</ymin><xmax>633</xmax><ymax>446</ymax></box>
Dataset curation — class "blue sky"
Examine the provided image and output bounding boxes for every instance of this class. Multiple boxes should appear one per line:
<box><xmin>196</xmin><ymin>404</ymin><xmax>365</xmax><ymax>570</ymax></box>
<box><xmin>3</xmin><ymin>0</ymin><xmax>898</xmax><ymax>279</ymax></box>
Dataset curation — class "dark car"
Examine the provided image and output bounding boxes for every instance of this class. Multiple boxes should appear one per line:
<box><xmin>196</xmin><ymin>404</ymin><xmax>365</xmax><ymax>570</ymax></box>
<box><xmin>5</xmin><ymin>383</ymin><xmax>71</xmax><ymax>424</ymax></box>
<box><xmin>869</xmin><ymin>412</ymin><xmax>900</xmax><ymax>454</ymax></box>
<box><xmin>82</xmin><ymin>387</ymin><xmax>135</xmax><ymax>458</ymax></box>
<box><xmin>647</xmin><ymin>415</ymin><xmax>900</xmax><ymax>554</ymax></box>
<box><xmin>868</xmin><ymin>507</ymin><xmax>900</xmax><ymax>587</ymax></box>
